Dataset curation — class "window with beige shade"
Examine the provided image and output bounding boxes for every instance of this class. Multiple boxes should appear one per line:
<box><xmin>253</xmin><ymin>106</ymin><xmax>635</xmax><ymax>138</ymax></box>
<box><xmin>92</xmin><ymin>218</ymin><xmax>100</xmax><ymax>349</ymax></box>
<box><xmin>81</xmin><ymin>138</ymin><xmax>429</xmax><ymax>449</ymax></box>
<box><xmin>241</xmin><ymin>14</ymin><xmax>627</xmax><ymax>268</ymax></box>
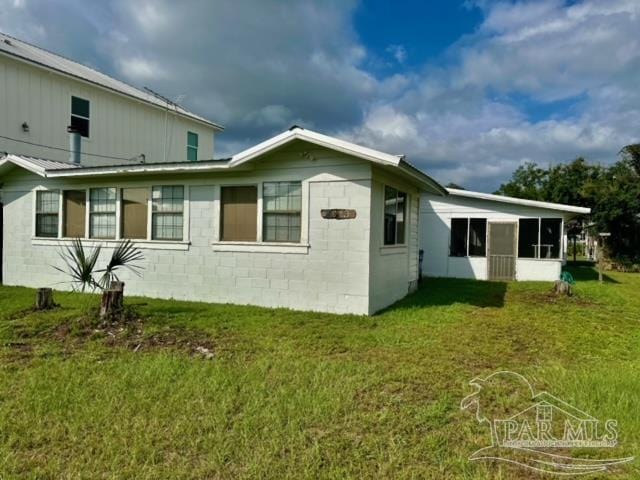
<box><xmin>63</xmin><ymin>190</ymin><xmax>86</xmax><ymax>238</ymax></box>
<box><xmin>220</xmin><ymin>186</ymin><xmax>258</xmax><ymax>241</ymax></box>
<box><xmin>121</xmin><ymin>188</ymin><xmax>149</xmax><ymax>239</ymax></box>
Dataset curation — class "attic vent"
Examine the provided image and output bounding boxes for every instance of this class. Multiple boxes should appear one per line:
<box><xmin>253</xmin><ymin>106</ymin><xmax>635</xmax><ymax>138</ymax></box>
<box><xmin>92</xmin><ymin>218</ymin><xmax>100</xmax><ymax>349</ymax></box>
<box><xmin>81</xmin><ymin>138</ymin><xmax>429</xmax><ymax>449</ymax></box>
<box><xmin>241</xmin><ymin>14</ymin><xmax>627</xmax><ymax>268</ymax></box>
<box><xmin>3</xmin><ymin>39</ymin><xmax>12</xmax><ymax>46</ymax></box>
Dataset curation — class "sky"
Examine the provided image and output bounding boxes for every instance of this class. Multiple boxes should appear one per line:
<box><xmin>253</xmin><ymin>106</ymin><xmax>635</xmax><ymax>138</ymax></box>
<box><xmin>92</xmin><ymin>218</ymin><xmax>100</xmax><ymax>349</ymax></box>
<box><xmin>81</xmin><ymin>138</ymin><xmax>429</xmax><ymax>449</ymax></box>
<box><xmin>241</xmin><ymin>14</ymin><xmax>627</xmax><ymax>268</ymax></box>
<box><xmin>1</xmin><ymin>0</ymin><xmax>639</xmax><ymax>191</ymax></box>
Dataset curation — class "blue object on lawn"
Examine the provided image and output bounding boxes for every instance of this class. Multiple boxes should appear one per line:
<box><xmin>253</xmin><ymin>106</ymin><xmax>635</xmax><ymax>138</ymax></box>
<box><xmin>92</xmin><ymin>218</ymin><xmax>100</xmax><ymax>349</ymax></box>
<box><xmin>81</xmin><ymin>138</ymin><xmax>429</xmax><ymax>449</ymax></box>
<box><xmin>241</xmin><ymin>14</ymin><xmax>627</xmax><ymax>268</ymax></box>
<box><xmin>560</xmin><ymin>271</ymin><xmax>575</xmax><ymax>285</ymax></box>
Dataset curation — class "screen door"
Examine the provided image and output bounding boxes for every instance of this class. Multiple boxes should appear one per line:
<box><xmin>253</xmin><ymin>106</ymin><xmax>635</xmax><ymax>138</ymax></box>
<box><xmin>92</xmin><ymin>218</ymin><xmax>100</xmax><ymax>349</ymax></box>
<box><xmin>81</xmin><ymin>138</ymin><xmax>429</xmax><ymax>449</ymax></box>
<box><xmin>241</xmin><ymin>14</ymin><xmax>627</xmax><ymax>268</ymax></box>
<box><xmin>488</xmin><ymin>222</ymin><xmax>516</xmax><ymax>281</ymax></box>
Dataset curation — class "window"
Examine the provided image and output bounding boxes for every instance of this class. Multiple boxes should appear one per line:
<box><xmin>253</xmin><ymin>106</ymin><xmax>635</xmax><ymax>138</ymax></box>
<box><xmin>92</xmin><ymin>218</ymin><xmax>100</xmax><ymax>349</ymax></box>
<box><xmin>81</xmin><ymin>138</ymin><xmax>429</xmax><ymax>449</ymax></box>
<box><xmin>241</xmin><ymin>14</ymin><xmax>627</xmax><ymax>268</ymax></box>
<box><xmin>71</xmin><ymin>96</ymin><xmax>90</xmax><ymax>137</ymax></box>
<box><xmin>518</xmin><ymin>218</ymin><xmax>562</xmax><ymax>259</ymax></box>
<box><xmin>469</xmin><ymin>218</ymin><xmax>487</xmax><ymax>256</ymax></box>
<box><xmin>152</xmin><ymin>186</ymin><xmax>184</xmax><ymax>241</ymax></box>
<box><xmin>383</xmin><ymin>186</ymin><xmax>407</xmax><ymax>245</ymax></box>
<box><xmin>63</xmin><ymin>190</ymin><xmax>86</xmax><ymax>238</ymax></box>
<box><xmin>450</xmin><ymin>218</ymin><xmax>487</xmax><ymax>257</ymax></box>
<box><xmin>263</xmin><ymin>181</ymin><xmax>302</xmax><ymax>243</ymax></box>
<box><xmin>35</xmin><ymin>190</ymin><xmax>59</xmax><ymax>238</ymax></box>
<box><xmin>89</xmin><ymin>188</ymin><xmax>116</xmax><ymax>239</ymax></box>
<box><xmin>450</xmin><ymin>218</ymin><xmax>468</xmax><ymax>256</ymax></box>
<box><xmin>221</xmin><ymin>186</ymin><xmax>258</xmax><ymax>241</ymax></box>
<box><xmin>187</xmin><ymin>131</ymin><xmax>198</xmax><ymax>161</ymax></box>
<box><xmin>121</xmin><ymin>188</ymin><xmax>149</xmax><ymax>240</ymax></box>
<box><xmin>541</xmin><ymin>218</ymin><xmax>562</xmax><ymax>259</ymax></box>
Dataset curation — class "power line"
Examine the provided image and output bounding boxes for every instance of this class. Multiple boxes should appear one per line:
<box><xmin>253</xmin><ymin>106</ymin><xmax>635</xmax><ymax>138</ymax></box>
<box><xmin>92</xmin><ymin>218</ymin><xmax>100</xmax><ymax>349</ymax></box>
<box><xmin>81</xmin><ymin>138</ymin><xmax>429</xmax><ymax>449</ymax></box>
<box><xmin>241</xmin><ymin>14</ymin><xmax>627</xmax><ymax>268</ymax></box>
<box><xmin>0</xmin><ymin>134</ymin><xmax>143</xmax><ymax>162</ymax></box>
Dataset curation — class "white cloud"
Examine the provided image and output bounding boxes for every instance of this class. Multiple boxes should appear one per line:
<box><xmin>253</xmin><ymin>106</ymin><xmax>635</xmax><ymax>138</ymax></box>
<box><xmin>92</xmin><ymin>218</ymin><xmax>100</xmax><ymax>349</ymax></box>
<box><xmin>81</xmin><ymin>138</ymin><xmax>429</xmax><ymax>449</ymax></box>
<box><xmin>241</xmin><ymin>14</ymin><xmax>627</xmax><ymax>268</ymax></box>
<box><xmin>0</xmin><ymin>0</ymin><xmax>638</xmax><ymax>191</ymax></box>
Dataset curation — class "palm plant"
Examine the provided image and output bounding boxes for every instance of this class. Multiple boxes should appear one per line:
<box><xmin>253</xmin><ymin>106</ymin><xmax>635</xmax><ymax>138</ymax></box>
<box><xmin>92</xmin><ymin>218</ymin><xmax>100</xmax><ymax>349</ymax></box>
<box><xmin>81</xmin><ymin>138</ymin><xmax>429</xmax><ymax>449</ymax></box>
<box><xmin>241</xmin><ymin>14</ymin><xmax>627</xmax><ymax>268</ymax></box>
<box><xmin>54</xmin><ymin>239</ymin><xmax>144</xmax><ymax>292</ymax></box>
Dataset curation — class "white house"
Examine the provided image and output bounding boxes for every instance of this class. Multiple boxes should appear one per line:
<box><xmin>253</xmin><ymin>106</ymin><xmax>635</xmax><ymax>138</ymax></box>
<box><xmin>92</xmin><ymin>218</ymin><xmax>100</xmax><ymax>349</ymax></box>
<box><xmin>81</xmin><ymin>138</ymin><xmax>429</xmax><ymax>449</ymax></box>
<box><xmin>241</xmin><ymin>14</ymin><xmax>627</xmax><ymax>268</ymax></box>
<box><xmin>421</xmin><ymin>189</ymin><xmax>590</xmax><ymax>282</ymax></box>
<box><xmin>0</xmin><ymin>127</ymin><xmax>447</xmax><ymax>315</ymax></box>
<box><xmin>0</xmin><ymin>31</ymin><xmax>591</xmax><ymax>315</ymax></box>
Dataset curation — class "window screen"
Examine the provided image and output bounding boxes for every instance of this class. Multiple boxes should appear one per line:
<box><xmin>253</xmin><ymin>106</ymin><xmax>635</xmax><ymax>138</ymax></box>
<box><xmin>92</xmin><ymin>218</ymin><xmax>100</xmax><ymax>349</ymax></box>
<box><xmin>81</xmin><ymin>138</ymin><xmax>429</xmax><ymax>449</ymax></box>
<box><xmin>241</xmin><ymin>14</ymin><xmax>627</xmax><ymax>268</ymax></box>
<box><xmin>63</xmin><ymin>190</ymin><xmax>86</xmax><ymax>238</ymax></box>
<box><xmin>450</xmin><ymin>218</ymin><xmax>468</xmax><ymax>256</ymax></box>
<box><xmin>540</xmin><ymin>218</ymin><xmax>562</xmax><ymax>259</ymax></box>
<box><xmin>152</xmin><ymin>186</ymin><xmax>184</xmax><ymax>241</ymax></box>
<box><xmin>89</xmin><ymin>188</ymin><xmax>116</xmax><ymax>239</ymax></box>
<box><xmin>469</xmin><ymin>218</ymin><xmax>487</xmax><ymax>256</ymax></box>
<box><xmin>35</xmin><ymin>190</ymin><xmax>59</xmax><ymax>238</ymax></box>
<box><xmin>518</xmin><ymin>218</ymin><xmax>539</xmax><ymax>258</ymax></box>
<box><xmin>187</xmin><ymin>131</ymin><xmax>198</xmax><ymax>161</ymax></box>
<box><xmin>383</xmin><ymin>186</ymin><xmax>407</xmax><ymax>245</ymax></box>
<box><xmin>263</xmin><ymin>182</ymin><xmax>301</xmax><ymax>243</ymax></box>
<box><xmin>221</xmin><ymin>186</ymin><xmax>257</xmax><ymax>241</ymax></box>
<box><xmin>121</xmin><ymin>188</ymin><xmax>149</xmax><ymax>239</ymax></box>
<box><xmin>71</xmin><ymin>96</ymin><xmax>90</xmax><ymax>137</ymax></box>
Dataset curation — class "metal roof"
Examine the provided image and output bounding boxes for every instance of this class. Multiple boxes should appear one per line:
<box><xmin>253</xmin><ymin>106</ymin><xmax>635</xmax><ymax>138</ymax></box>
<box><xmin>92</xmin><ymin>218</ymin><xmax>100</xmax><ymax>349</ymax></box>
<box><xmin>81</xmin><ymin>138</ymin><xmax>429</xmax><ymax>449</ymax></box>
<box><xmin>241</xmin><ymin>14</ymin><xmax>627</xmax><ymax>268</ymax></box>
<box><xmin>446</xmin><ymin>188</ymin><xmax>591</xmax><ymax>214</ymax></box>
<box><xmin>0</xmin><ymin>127</ymin><xmax>448</xmax><ymax>195</ymax></box>
<box><xmin>0</xmin><ymin>31</ymin><xmax>223</xmax><ymax>130</ymax></box>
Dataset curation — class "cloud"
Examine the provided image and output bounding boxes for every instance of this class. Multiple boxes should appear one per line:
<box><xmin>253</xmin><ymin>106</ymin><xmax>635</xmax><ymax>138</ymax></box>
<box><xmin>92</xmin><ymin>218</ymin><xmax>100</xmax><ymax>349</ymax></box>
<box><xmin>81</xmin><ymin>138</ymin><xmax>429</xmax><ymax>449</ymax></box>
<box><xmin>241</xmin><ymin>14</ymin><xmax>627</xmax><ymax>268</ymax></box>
<box><xmin>386</xmin><ymin>44</ymin><xmax>407</xmax><ymax>64</ymax></box>
<box><xmin>0</xmin><ymin>0</ymin><xmax>638</xmax><ymax>191</ymax></box>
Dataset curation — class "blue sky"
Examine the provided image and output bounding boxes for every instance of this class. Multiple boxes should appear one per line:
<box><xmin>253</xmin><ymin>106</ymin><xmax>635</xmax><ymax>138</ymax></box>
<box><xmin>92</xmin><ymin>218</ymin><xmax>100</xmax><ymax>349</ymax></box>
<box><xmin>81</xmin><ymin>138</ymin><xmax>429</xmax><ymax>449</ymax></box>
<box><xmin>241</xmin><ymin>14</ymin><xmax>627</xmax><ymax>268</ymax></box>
<box><xmin>1</xmin><ymin>0</ymin><xmax>638</xmax><ymax>191</ymax></box>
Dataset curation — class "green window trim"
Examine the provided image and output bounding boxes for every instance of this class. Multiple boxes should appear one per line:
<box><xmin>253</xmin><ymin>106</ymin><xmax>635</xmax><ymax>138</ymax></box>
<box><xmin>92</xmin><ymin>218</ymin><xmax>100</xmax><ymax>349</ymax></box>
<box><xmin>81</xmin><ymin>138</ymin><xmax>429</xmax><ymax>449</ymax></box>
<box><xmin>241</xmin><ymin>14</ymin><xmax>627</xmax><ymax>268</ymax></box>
<box><xmin>187</xmin><ymin>131</ymin><xmax>198</xmax><ymax>161</ymax></box>
<box><xmin>71</xmin><ymin>96</ymin><xmax>90</xmax><ymax>137</ymax></box>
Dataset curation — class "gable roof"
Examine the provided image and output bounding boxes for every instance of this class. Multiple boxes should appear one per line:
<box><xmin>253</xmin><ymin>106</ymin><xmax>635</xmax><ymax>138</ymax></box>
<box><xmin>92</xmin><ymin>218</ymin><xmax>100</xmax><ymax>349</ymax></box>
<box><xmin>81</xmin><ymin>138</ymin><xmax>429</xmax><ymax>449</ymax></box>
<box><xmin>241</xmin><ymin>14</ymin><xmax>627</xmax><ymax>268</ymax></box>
<box><xmin>0</xmin><ymin>31</ymin><xmax>223</xmax><ymax>130</ymax></box>
<box><xmin>447</xmin><ymin>188</ymin><xmax>591</xmax><ymax>214</ymax></box>
<box><xmin>0</xmin><ymin>127</ymin><xmax>448</xmax><ymax>195</ymax></box>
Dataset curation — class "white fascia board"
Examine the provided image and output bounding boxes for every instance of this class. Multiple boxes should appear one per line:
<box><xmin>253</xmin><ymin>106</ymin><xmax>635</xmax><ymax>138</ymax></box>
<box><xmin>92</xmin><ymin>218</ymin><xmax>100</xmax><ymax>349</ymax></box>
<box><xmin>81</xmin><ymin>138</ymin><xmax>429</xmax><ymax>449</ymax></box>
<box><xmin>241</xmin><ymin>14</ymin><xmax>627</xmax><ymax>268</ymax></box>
<box><xmin>45</xmin><ymin>162</ymin><xmax>230</xmax><ymax>178</ymax></box>
<box><xmin>1</xmin><ymin>155</ymin><xmax>46</xmax><ymax>177</ymax></box>
<box><xmin>447</xmin><ymin>188</ymin><xmax>591</xmax><ymax>214</ymax></box>
<box><xmin>229</xmin><ymin>128</ymin><xmax>403</xmax><ymax>168</ymax></box>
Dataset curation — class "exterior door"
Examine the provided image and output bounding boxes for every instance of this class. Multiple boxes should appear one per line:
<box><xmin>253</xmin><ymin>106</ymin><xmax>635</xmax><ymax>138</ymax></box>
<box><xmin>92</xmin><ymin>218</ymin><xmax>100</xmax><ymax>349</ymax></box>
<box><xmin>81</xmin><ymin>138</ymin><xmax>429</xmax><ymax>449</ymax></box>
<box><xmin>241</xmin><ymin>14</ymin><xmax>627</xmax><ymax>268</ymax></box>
<box><xmin>488</xmin><ymin>222</ymin><xmax>517</xmax><ymax>281</ymax></box>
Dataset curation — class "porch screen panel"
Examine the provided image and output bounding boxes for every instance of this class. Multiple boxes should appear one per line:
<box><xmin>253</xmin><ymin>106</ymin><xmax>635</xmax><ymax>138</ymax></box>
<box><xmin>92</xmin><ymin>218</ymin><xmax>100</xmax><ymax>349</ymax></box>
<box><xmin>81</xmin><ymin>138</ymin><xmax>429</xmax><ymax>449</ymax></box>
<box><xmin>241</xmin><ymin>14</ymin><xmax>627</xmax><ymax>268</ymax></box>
<box><xmin>64</xmin><ymin>190</ymin><xmax>86</xmax><ymax>238</ymax></box>
<box><xmin>540</xmin><ymin>218</ymin><xmax>562</xmax><ymax>259</ymax></box>
<box><xmin>469</xmin><ymin>218</ymin><xmax>487</xmax><ymax>256</ymax></box>
<box><xmin>122</xmin><ymin>188</ymin><xmax>149</xmax><ymax>239</ymax></box>
<box><xmin>518</xmin><ymin>218</ymin><xmax>539</xmax><ymax>258</ymax></box>
<box><xmin>221</xmin><ymin>186</ymin><xmax>258</xmax><ymax>241</ymax></box>
<box><xmin>450</xmin><ymin>218</ymin><xmax>468</xmax><ymax>256</ymax></box>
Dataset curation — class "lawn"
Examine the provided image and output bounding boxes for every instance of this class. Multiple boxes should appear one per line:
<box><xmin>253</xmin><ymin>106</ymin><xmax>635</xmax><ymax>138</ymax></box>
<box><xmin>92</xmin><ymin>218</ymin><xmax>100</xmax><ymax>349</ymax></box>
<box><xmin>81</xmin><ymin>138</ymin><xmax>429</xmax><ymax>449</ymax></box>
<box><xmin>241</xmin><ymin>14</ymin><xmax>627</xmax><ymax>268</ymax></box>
<box><xmin>0</xmin><ymin>265</ymin><xmax>639</xmax><ymax>479</ymax></box>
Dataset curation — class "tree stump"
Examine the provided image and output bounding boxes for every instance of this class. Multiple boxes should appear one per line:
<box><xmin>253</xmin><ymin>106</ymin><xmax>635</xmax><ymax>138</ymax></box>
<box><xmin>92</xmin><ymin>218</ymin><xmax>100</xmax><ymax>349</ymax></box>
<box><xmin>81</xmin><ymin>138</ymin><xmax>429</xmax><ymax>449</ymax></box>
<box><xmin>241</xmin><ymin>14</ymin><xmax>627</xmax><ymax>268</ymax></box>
<box><xmin>100</xmin><ymin>282</ymin><xmax>125</xmax><ymax>320</ymax></box>
<box><xmin>35</xmin><ymin>288</ymin><xmax>55</xmax><ymax>310</ymax></box>
<box><xmin>553</xmin><ymin>280</ymin><xmax>572</xmax><ymax>296</ymax></box>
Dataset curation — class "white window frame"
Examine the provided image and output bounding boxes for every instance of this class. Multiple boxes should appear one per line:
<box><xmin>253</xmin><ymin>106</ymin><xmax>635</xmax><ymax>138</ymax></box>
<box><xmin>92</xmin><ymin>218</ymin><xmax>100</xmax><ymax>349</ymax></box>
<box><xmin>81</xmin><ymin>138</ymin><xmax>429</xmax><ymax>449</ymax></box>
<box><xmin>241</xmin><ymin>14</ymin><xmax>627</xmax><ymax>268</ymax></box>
<box><xmin>211</xmin><ymin>179</ymin><xmax>309</xmax><ymax>254</ymax></box>
<box><xmin>31</xmin><ymin>183</ymin><xmax>190</xmax><ymax>250</ymax></box>
<box><xmin>448</xmin><ymin>217</ymin><xmax>488</xmax><ymax>258</ymax></box>
<box><xmin>382</xmin><ymin>184</ymin><xmax>408</xmax><ymax>247</ymax></box>
<box><xmin>517</xmin><ymin>217</ymin><xmax>564</xmax><ymax>260</ymax></box>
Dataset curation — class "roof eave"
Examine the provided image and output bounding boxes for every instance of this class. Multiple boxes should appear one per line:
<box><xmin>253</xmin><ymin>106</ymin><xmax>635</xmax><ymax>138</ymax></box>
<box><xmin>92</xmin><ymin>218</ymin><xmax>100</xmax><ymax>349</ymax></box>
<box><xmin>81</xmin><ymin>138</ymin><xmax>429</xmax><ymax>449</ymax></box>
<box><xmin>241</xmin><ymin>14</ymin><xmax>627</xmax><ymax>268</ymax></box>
<box><xmin>446</xmin><ymin>188</ymin><xmax>590</xmax><ymax>214</ymax></box>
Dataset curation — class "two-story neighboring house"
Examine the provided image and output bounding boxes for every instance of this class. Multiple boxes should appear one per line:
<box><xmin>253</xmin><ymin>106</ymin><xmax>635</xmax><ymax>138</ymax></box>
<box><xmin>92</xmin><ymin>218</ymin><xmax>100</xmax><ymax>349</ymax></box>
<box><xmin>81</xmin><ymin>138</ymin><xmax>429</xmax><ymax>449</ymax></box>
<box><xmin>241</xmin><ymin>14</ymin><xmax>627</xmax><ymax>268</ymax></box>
<box><xmin>0</xmin><ymin>32</ymin><xmax>222</xmax><ymax>166</ymax></box>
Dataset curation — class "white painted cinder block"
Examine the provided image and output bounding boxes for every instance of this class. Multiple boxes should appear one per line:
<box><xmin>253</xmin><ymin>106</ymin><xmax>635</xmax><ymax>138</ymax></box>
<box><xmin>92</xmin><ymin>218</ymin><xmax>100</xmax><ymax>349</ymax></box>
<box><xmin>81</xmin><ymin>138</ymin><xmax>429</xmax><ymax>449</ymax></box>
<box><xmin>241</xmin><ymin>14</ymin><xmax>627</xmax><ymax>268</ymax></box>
<box><xmin>3</xmin><ymin>146</ymin><xmax>427</xmax><ymax>315</ymax></box>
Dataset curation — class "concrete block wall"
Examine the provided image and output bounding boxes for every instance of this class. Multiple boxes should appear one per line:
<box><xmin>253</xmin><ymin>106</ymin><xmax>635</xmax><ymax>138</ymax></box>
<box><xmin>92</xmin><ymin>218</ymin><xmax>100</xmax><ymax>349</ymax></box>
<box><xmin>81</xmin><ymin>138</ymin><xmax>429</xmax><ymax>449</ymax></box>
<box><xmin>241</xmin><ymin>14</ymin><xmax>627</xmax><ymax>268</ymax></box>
<box><xmin>1</xmin><ymin>147</ymin><xmax>374</xmax><ymax>315</ymax></box>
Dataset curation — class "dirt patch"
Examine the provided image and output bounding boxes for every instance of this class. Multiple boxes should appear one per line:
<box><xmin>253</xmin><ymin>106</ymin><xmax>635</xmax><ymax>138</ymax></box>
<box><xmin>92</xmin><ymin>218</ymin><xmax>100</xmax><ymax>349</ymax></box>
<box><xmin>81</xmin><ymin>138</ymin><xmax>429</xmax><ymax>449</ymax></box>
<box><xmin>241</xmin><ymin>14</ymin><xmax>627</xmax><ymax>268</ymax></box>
<box><xmin>46</xmin><ymin>308</ymin><xmax>217</xmax><ymax>359</ymax></box>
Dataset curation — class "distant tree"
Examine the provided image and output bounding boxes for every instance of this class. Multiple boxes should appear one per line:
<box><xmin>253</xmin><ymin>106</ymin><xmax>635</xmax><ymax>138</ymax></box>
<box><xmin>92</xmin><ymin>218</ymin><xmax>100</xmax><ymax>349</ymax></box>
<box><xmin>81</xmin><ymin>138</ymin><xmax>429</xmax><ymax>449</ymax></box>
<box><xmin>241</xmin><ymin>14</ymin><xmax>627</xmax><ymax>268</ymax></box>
<box><xmin>619</xmin><ymin>144</ymin><xmax>640</xmax><ymax>176</ymax></box>
<box><xmin>445</xmin><ymin>182</ymin><xmax>465</xmax><ymax>190</ymax></box>
<box><xmin>496</xmin><ymin>153</ymin><xmax>640</xmax><ymax>261</ymax></box>
<box><xmin>494</xmin><ymin>162</ymin><xmax>547</xmax><ymax>200</ymax></box>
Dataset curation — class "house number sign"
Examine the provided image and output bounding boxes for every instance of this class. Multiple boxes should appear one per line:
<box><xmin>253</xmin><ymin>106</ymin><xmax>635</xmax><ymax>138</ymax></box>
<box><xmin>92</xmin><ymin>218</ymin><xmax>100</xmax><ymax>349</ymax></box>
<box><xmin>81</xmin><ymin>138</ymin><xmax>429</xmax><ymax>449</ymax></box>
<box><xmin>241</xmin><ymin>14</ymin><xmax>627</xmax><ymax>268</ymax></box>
<box><xmin>321</xmin><ymin>209</ymin><xmax>357</xmax><ymax>220</ymax></box>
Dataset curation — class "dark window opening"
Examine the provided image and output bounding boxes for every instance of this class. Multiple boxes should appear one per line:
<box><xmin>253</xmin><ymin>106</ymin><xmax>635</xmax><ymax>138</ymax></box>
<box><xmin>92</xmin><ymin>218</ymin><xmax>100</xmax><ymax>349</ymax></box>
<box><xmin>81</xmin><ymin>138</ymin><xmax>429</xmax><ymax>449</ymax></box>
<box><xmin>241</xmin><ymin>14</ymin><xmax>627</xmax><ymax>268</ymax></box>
<box><xmin>518</xmin><ymin>218</ymin><xmax>539</xmax><ymax>258</ymax></box>
<box><xmin>71</xmin><ymin>96</ymin><xmax>90</xmax><ymax>137</ymax></box>
<box><xmin>541</xmin><ymin>218</ymin><xmax>562</xmax><ymax>259</ymax></box>
<box><xmin>450</xmin><ymin>218</ymin><xmax>468</xmax><ymax>256</ymax></box>
<box><xmin>383</xmin><ymin>186</ymin><xmax>407</xmax><ymax>246</ymax></box>
<box><xmin>469</xmin><ymin>218</ymin><xmax>487</xmax><ymax>256</ymax></box>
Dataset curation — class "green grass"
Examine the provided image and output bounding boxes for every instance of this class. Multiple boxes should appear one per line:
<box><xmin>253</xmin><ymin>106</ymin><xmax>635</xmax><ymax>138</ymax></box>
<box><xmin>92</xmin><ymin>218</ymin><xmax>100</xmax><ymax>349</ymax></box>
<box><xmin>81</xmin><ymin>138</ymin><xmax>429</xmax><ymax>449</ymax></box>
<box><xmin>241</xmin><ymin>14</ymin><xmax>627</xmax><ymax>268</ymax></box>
<box><xmin>0</xmin><ymin>265</ymin><xmax>639</xmax><ymax>479</ymax></box>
